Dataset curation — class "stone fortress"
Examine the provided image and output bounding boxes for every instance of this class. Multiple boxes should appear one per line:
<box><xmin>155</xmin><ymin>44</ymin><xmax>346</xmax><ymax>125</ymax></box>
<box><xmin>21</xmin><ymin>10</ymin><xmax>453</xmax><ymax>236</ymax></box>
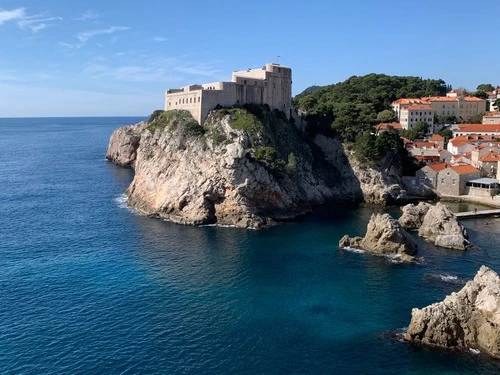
<box><xmin>164</xmin><ymin>63</ymin><xmax>292</xmax><ymax>124</ymax></box>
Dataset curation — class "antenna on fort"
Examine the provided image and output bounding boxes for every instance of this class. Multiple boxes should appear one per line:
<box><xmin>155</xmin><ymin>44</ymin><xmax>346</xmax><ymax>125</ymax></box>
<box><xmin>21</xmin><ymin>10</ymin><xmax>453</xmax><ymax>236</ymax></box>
<box><xmin>276</xmin><ymin>55</ymin><xmax>281</xmax><ymax>64</ymax></box>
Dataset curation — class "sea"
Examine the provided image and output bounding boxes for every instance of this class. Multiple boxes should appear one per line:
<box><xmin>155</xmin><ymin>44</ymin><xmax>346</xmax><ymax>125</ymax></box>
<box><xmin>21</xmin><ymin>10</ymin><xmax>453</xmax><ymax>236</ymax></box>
<box><xmin>1</xmin><ymin>117</ymin><xmax>500</xmax><ymax>375</ymax></box>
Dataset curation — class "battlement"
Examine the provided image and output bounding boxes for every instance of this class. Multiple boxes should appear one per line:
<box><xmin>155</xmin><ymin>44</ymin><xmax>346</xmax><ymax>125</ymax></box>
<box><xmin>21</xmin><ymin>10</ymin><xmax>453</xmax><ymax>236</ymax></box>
<box><xmin>164</xmin><ymin>63</ymin><xmax>292</xmax><ymax>124</ymax></box>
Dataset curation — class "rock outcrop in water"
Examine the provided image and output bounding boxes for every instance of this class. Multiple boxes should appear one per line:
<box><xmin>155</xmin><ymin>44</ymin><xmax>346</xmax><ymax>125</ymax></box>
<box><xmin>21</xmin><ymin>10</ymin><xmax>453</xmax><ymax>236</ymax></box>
<box><xmin>106</xmin><ymin>122</ymin><xmax>146</xmax><ymax>167</ymax></box>
<box><xmin>106</xmin><ymin>107</ymin><xmax>414</xmax><ymax>228</ymax></box>
<box><xmin>398</xmin><ymin>202</ymin><xmax>431</xmax><ymax>231</ymax></box>
<box><xmin>339</xmin><ymin>213</ymin><xmax>418</xmax><ymax>262</ymax></box>
<box><xmin>418</xmin><ymin>202</ymin><xmax>471</xmax><ymax>250</ymax></box>
<box><xmin>404</xmin><ymin>265</ymin><xmax>500</xmax><ymax>358</ymax></box>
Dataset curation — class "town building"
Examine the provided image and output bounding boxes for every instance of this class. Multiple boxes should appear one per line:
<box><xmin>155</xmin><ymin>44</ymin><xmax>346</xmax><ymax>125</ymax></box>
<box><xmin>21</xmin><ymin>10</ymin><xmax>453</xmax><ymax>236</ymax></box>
<box><xmin>428</xmin><ymin>134</ymin><xmax>445</xmax><ymax>149</ymax></box>
<box><xmin>374</xmin><ymin>122</ymin><xmax>402</xmax><ymax>133</ymax></box>
<box><xmin>164</xmin><ymin>63</ymin><xmax>292</xmax><ymax>124</ymax></box>
<box><xmin>453</xmin><ymin>125</ymin><xmax>500</xmax><ymax>137</ymax></box>
<box><xmin>399</xmin><ymin>104</ymin><xmax>435</xmax><ymax>131</ymax></box>
<box><xmin>420</xmin><ymin>93</ymin><xmax>486</xmax><ymax>122</ymax></box>
<box><xmin>391</xmin><ymin>92</ymin><xmax>486</xmax><ymax>132</ymax></box>
<box><xmin>416</xmin><ymin>163</ymin><xmax>480</xmax><ymax>195</ymax></box>
<box><xmin>482</xmin><ymin>111</ymin><xmax>500</xmax><ymax>125</ymax></box>
<box><xmin>487</xmin><ymin>87</ymin><xmax>500</xmax><ymax>111</ymax></box>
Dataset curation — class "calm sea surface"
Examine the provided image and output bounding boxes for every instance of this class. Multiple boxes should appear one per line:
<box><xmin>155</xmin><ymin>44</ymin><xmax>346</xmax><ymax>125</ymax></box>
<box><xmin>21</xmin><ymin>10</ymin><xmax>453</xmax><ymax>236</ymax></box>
<box><xmin>1</xmin><ymin>117</ymin><xmax>500</xmax><ymax>374</ymax></box>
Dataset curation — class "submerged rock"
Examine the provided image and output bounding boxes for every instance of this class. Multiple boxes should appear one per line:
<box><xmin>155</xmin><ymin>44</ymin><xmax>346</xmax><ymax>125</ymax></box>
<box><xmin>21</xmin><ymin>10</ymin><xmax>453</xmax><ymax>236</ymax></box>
<box><xmin>339</xmin><ymin>213</ymin><xmax>418</xmax><ymax>262</ymax></box>
<box><xmin>418</xmin><ymin>202</ymin><xmax>471</xmax><ymax>250</ymax></box>
<box><xmin>398</xmin><ymin>202</ymin><xmax>431</xmax><ymax>231</ymax></box>
<box><xmin>404</xmin><ymin>265</ymin><xmax>500</xmax><ymax>358</ymax></box>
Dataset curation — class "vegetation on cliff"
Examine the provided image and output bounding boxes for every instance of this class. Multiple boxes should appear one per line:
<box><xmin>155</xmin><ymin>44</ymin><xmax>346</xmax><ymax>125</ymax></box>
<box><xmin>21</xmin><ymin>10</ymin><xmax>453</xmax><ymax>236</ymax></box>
<box><xmin>206</xmin><ymin>104</ymin><xmax>308</xmax><ymax>178</ymax></box>
<box><xmin>146</xmin><ymin>109</ymin><xmax>205</xmax><ymax>137</ymax></box>
<box><xmin>294</xmin><ymin>73</ymin><xmax>448</xmax><ymax>138</ymax></box>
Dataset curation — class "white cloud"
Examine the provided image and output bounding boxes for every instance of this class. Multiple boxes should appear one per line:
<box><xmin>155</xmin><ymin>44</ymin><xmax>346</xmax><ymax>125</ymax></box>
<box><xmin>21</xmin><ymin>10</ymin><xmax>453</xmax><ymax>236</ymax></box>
<box><xmin>0</xmin><ymin>7</ymin><xmax>25</xmax><ymax>24</ymax></box>
<box><xmin>77</xmin><ymin>26</ymin><xmax>130</xmax><ymax>43</ymax></box>
<box><xmin>76</xmin><ymin>10</ymin><xmax>99</xmax><ymax>21</ymax></box>
<box><xmin>0</xmin><ymin>7</ymin><xmax>61</xmax><ymax>32</ymax></box>
<box><xmin>153</xmin><ymin>36</ymin><xmax>168</xmax><ymax>42</ymax></box>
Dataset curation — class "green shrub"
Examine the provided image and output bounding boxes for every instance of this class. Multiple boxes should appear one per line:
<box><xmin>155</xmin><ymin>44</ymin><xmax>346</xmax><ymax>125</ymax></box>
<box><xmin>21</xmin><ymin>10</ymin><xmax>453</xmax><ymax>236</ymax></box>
<box><xmin>147</xmin><ymin>109</ymin><xmax>165</xmax><ymax>123</ymax></box>
<box><xmin>146</xmin><ymin>110</ymin><xmax>205</xmax><ymax>137</ymax></box>
<box><xmin>227</xmin><ymin>108</ymin><xmax>262</xmax><ymax>134</ymax></box>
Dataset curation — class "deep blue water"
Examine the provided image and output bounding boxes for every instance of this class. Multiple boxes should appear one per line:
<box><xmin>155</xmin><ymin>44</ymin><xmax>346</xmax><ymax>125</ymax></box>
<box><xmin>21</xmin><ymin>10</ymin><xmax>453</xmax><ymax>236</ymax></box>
<box><xmin>1</xmin><ymin>117</ymin><xmax>500</xmax><ymax>374</ymax></box>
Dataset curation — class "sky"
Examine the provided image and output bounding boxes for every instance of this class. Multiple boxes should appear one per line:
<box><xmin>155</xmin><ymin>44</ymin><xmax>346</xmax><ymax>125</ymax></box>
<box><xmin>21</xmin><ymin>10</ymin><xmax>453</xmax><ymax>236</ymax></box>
<box><xmin>0</xmin><ymin>0</ymin><xmax>498</xmax><ymax>117</ymax></box>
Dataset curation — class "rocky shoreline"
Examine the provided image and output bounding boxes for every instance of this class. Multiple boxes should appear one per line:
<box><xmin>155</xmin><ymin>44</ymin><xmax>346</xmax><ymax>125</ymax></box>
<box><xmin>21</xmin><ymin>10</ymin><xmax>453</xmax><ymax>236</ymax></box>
<box><xmin>106</xmin><ymin>108</ymin><xmax>419</xmax><ymax>228</ymax></box>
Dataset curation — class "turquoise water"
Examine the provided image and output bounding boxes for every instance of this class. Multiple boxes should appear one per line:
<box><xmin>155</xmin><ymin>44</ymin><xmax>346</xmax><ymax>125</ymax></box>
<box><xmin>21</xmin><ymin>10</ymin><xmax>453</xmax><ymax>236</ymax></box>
<box><xmin>1</xmin><ymin>117</ymin><xmax>499</xmax><ymax>374</ymax></box>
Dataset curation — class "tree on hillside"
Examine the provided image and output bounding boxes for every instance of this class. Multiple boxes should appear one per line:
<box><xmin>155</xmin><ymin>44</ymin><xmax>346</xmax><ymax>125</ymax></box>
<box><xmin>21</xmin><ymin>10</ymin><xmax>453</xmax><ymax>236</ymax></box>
<box><xmin>477</xmin><ymin>84</ymin><xmax>494</xmax><ymax>92</ymax></box>
<box><xmin>436</xmin><ymin>114</ymin><xmax>457</xmax><ymax>124</ymax></box>
<box><xmin>294</xmin><ymin>74</ymin><xmax>448</xmax><ymax>133</ymax></box>
<box><xmin>401</xmin><ymin>121</ymin><xmax>429</xmax><ymax>141</ymax></box>
<box><xmin>474</xmin><ymin>90</ymin><xmax>488</xmax><ymax>99</ymax></box>
<box><xmin>437</xmin><ymin>128</ymin><xmax>453</xmax><ymax>145</ymax></box>
<box><xmin>376</xmin><ymin>109</ymin><xmax>396</xmax><ymax>123</ymax></box>
<box><xmin>468</xmin><ymin>112</ymin><xmax>485</xmax><ymax>124</ymax></box>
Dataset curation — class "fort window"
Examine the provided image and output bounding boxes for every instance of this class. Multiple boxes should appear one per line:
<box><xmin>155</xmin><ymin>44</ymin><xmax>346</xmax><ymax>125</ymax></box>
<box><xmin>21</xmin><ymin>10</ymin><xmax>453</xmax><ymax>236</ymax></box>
<box><xmin>244</xmin><ymin>80</ymin><xmax>247</xmax><ymax>84</ymax></box>
<box><xmin>198</xmin><ymin>97</ymin><xmax>201</xmax><ymax>102</ymax></box>
<box><xmin>190</xmin><ymin>98</ymin><xmax>192</xmax><ymax>103</ymax></box>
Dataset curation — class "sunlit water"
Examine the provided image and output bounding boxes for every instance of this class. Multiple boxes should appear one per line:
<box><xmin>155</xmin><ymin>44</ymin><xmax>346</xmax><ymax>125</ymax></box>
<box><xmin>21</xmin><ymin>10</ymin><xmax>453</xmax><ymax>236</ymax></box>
<box><xmin>1</xmin><ymin>117</ymin><xmax>499</xmax><ymax>374</ymax></box>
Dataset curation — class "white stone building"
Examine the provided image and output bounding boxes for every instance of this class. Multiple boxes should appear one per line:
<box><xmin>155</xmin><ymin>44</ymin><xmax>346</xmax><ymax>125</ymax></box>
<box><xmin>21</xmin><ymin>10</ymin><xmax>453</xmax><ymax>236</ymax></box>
<box><xmin>164</xmin><ymin>63</ymin><xmax>292</xmax><ymax>124</ymax></box>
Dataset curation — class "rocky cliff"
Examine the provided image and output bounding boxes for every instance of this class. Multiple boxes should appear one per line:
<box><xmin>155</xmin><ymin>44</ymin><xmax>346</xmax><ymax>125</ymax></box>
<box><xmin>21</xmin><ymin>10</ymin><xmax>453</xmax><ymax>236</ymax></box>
<box><xmin>107</xmin><ymin>107</ymin><xmax>412</xmax><ymax>227</ymax></box>
<box><xmin>106</xmin><ymin>122</ymin><xmax>146</xmax><ymax>167</ymax></box>
<box><xmin>339</xmin><ymin>213</ymin><xmax>418</xmax><ymax>262</ymax></box>
<box><xmin>404</xmin><ymin>265</ymin><xmax>500</xmax><ymax>358</ymax></box>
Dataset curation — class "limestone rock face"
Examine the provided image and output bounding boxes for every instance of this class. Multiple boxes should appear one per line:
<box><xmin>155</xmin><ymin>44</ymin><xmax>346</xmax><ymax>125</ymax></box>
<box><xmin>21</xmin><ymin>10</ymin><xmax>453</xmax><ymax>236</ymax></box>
<box><xmin>113</xmin><ymin>109</ymin><xmax>366</xmax><ymax>228</ymax></box>
<box><xmin>404</xmin><ymin>265</ymin><xmax>500</xmax><ymax>358</ymax></box>
<box><xmin>106</xmin><ymin>122</ymin><xmax>146</xmax><ymax>167</ymax></box>
<box><xmin>339</xmin><ymin>213</ymin><xmax>418</xmax><ymax>261</ymax></box>
<box><xmin>418</xmin><ymin>202</ymin><xmax>471</xmax><ymax>250</ymax></box>
<box><xmin>398</xmin><ymin>202</ymin><xmax>431</xmax><ymax>231</ymax></box>
<box><xmin>348</xmin><ymin>156</ymin><xmax>408</xmax><ymax>205</ymax></box>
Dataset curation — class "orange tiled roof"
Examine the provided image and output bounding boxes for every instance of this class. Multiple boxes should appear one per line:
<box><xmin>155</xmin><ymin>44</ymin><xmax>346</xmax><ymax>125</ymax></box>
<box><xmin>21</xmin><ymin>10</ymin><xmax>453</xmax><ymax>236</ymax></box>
<box><xmin>479</xmin><ymin>152</ymin><xmax>500</xmax><ymax>162</ymax></box>
<box><xmin>429</xmin><ymin>134</ymin><xmax>444</xmax><ymax>141</ymax></box>
<box><xmin>450</xmin><ymin>164</ymin><xmax>480</xmax><ymax>174</ymax></box>
<box><xmin>421</xmin><ymin>96</ymin><xmax>458</xmax><ymax>102</ymax></box>
<box><xmin>405</xmin><ymin>104</ymin><xmax>433</xmax><ymax>111</ymax></box>
<box><xmin>464</xmin><ymin>96</ymin><xmax>486</xmax><ymax>102</ymax></box>
<box><xmin>456</xmin><ymin>125</ymin><xmax>500</xmax><ymax>133</ymax></box>
<box><xmin>427</xmin><ymin>162</ymin><xmax>449</xmax><ymax>172</ymax></box>
<box><xmin>449</xmin><ymin>139</ymin><xmax>472</xmax><ymax>147</ymax></box>
<box><xmin>412</xmin><ymin>142</ymin><xmax>437</xmax><ymax>148</ymax></box>
<box><xmin>392</xmin><ymin>98</ymin><xmax>422</xmax><ymax>105</ymax></box>
<box><xmin>374</xmin><ymin>122</ymin><xmax>402</xmax><ymax>130</ymax></box>
<box><xmin>452</xmin><ymin>134</ymin><xmax>497</xmax><ymax>142</ymax></box>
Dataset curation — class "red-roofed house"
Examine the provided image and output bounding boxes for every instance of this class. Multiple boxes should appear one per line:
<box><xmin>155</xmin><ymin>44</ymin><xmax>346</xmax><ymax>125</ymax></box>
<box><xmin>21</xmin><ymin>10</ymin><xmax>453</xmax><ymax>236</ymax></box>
<box><xmin>400</xmin><ymin>104</ymin><xmax>435</xmax><ymax>131</ymax></box>
<box><xmin>477</xmin><ymin>151</ymin><xmax>500</xmax><ymax>177</ymax></box>
<box><xmin>453</xmin><ymin>124</ymin><xmax>500</xmax><ymax>137</ymax></box>
<box><xmin>374</xmin><ymin>122</ymin><xmax>402</xmax><ymax>133</ymax></box>
<box><xmin>428</xmin><ymin>134</ymin><xmax>445</xmax><ymax>149</ymax></box>
<box><xmin>416</xmin><ymin>162</ymin><xmax>480</xmax><ymax>195</ymax></box>
<box><xmin>447</xmin><ymin>137</ymin><xmax>477</xmax><ymax>154</ymax></box>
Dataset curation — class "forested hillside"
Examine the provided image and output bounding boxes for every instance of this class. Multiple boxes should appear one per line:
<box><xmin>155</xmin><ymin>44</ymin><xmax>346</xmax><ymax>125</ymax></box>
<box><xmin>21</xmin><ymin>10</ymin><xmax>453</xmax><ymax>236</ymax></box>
<box><xmin>294</xmin><ymin>74</ymin><xmax>449</xmax><ymax>138</ymax></box>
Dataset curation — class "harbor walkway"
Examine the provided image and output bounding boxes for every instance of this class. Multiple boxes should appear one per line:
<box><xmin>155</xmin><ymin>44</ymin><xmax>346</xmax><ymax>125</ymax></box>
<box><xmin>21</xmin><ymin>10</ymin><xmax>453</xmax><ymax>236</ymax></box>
<box><xmin>455</xmin><ymin>209</ymin><xmax>500</xmax><ymax>219</ymax></box>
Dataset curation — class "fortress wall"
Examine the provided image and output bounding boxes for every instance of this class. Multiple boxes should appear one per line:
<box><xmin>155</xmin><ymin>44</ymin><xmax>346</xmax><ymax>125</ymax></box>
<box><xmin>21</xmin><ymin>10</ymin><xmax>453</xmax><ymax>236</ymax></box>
<box><xmin>165</xmin><ymin>89</ymin><xmax>203</xmax><ymax>123</ymax></box>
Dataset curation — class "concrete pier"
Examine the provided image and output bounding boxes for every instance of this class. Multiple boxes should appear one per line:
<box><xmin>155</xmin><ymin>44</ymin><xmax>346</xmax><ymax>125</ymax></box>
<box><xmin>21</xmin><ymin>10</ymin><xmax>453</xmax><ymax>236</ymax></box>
<box><xmin>455</xmin><ymin>209</ymin><xmax>500</xmax><ymax>219</ymax></box>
